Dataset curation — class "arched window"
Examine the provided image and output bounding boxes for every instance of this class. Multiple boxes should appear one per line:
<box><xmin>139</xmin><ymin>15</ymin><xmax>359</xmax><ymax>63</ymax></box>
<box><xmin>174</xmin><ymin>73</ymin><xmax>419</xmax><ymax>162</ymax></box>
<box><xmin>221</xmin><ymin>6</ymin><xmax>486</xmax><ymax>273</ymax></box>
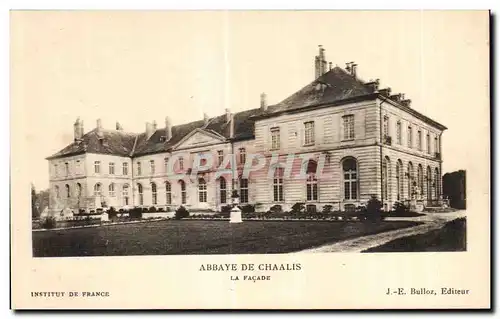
<box><xmin>137</xmin><ymin>183</ymin><xmax>143</xmax><ymax>205</ymax></box>
<box><xmin>273</xmin><ymin>167</ymin><xmax>284</xmax><ymax>202</ymax></box>
<box><xmin>54</xmin><ymin>185</ymin><xmax>59</xmax><ymax>199</ymax></box>
<box><xmin>151</xmin><ymin>182</ymin><xmax>157</xmax><ymax>205</ymax></box>
<box><xmin>65</xmin><ymin>184</ymin><xmax>70</xmax><ymax>198</ymax></box>
<box><xmin>198</xmin><ymin>178</ymin><xmax>207</xmax><ymax>203</ymax></box>
<box><xmin>122</xmin><ymin>184</ymin><xmax>130</xmax><ymax>206</ymax></box>
<box><xmin>94</xmin><ymin>183</ymin><xmax>102</xmax><ymax>197</ymax></box>
<box><xmin>306</xmin><ymin>160</ymin><xmax>318</xmax><ymax>201</ymax></box>
<box><xmin>76</xmin><ymin>183</ymin><xmax>82</xmax><ymax>198</ymax></box>
<box><xmin>240</xmin><ymin>178</ymin><xmax>249</xmax><ymax>203</ymax></box>
<box><xmin>426</xmin><ymin>166</ymin><xmax>432</xmax><ymax>200</ymax></box>
<box><xmin>165</xmin><ymin>181</ymin><xmax>172</xmax><ymax>205</ymax></box>
<box><xmin>383</xmin><ymin>157</ymin><xmax>391</xmax><ymax>200</ymax></box>
<box><xmin>396</xmin><ymin>160</ymin><xmax>403</xmax><ymax>200</ymax></box>
<box><xmin>179</xmin><ymin>180</ymin><xmax>186</xmax><ymax>204</ymax></box>
<box><xmin>417</xmin><ymin>164</ymin><xmax>424</xmax><ymax>198</ymax></box>
<box><xmin>407</xmin><ymin>162</ymin><xmax>414</xmax><ymax>199</ymax></box>
<box><xmin>434</xmin><ymin>168</ymin><xmax>440</xmax><ymax>199</ymax></box>
<box><xmin>219</xmin><ymin>177</ymin><xmax>227</xmax><ymax>204</ymax></box>
<box><xmin>108</xmin><ymin>183</ymin><xmax>115</xmax><ymax>197</ymax></box>
<box><xmin>342</xmin><ymin>158</ymin><xmax>358</xmax><ymax>200</ymax></box>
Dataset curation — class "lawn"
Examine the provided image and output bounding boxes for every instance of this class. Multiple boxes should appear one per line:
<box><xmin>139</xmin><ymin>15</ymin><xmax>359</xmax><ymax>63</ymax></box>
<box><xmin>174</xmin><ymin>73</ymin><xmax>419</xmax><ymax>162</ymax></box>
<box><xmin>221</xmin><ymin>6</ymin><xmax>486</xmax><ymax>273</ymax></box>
<box><xmin>33</xmin><ymin>220</ymin><xmax>420</xmax><ymax>257</ymax></box>
<box><xmin>363</xmin><ymin>217</ymin><xmax>466</xmax><ymax>252</ymax></box>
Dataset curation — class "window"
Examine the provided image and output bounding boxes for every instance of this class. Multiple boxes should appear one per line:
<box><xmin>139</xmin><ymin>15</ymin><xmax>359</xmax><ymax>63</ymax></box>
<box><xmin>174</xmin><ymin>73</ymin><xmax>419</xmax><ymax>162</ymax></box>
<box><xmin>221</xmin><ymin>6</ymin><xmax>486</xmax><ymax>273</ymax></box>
<box><xmin>219</xmin><ymin>177</ymin><xmax>227</xmax><ymax>204</ymax></box>
<box><xmin>94</xmin><ymin>183</ymin><xmax>102</xmax><ymax>197</ymax></box>
<box><xmin>65</xmin><ymin>184</ymin><xmax>70</xmax><ymax>198</ymax></box>
<box><xmin>383</xmin><ymin>157</ymin><xmax>391</xmax><ymax>200</ymax></box>
<box><xmin>304</xmin><ymin>121</ymin><xmax>315</xmax><ymax>145</ymax></box>
<box><xmin>273</xmin><ymin>167</ymin><xmax>284</xmax><ymax>202</ymax></box>
<box><xmin>396</xmin><ymin>160</ymin><xmax>403</xmax><ymax>200</ymax></box>
<box><xmin>426</xmin><ymin>166</ymin><xmax>432</xmax><ymax>200</ymax></box>
<box><xmin>76</xmin><ymin>160</ymin><xmax>81</xmax><ymax>174</ymax></box>
<box><xmin>434</xmin><ymin>168</ymin><xmax>440</xmax><ymax>199</ymax></box>
<box><xmin>343</xmin><ymin>115</ymin><xmax>355</xmax><ymax>140</ymax></box>
<box><xmin>108</xmin><ymin>183</ymin><xmax>115</xmax><ymax>197</ymax></box>
<box><xmin>426</xmin><ymin>133</ymin><xmax>431</xmax><ymax>154</ymax></box>
<box><xmin>137</xmin><ymin>183</ymin><xmax>143</xmax><ymax>205</ymax></box>
<box><xmin>122</xmin><ymin>184</ymin><xmax>130</xmax><ymax>206</ymax></box>
<box><xmin>417</xmin><ymin>165</ymin><xmax>424</xmax><ymax>197</ymax></box>
<box><xmin>271</xmin><ymin>127</ymin><xmax>280</xmax><ymax>150</ymax></box>
<box><xmin>417</xmin><ymin>130</ymin><xmax>422</xmax><ymax>151</ymax></box>
<box><xmin>434</xmin><ymin>136</ymin><xmax>439</xmax><ymax>153</ymax></box>
<box><xmin>198</xmin><ymin>178</ymin><xmax>207</xmax><ymax>203</ymax></box>
<box><xmin>396</xmin><ymin>121</ymin><xmax>402</xmax><ymax>145</ymax></box>
<box><xmin>123</xmin><ymin>162</ymin><xmax>128</xmax><ymax>175</ymax></box>
<box><xmin>179</xmin><ymin>180</ymin><xmax>186</xmax><ymax>204</ymax></box>
<box><xmin>407</xmin><ymin>126</ymin><xmax>413</xmax><ymax>148</ymax></box>
<box><xmin>165</xmin><ymin>182</ymin><xmax>172</xmax><ymax>204</ymax></box>
<box><xmin>306</xmin><ymin>160</ymin><xmax>318</xmax><ymax>201</ymax></box>
<box><xmin>164</xmin><ymin>158</ymin><xmax>169</xmax><ymax>172</ymax></box>
<box><xmin>240</xmin><ymin>178</ymin><xmax>249</xmax><ymax>203</ymax></box>
<box><xmin>383</xmin><ymin>116</ymin><xmax>389</xmax><ymax>138</ymax></box>
<box><xmin>343</xmin><ymin>158</ymin><xmax>358</xmax><ymax>200</ymax></box>
<box><xmin>54</xmin><ymin>164</ymin><xmax>58</xmax><ymax>177</ymax></box>
<box><xmin>137</xmin><ymin>162</ymin><xmax>142</xmax><ymax>176</ymax></box>
<box><xmin>94</xmin><ymin>161</ymin><xmax>100</xmax><ymax>174</ymax></box>
<box><xmin>179</xmin><ymin>157</ymin><xmax>184</xmax><ymax>170</ymax></box>
<box><xmin>239</xmin><ymin>148</ymin><xmax>246</xmax><ymax>165</ymax></box>
<box><xmin>407</xmin><ymin>162</ymin><xmax>414</xmax><ymax>198</ymax></box>
<box><xmin>109</xmin><ymin>162</ymin><xmax>115</xmax><ymax>175</ymax></box>
<box><xmin>54</xmin><ymin>185</ymin><xmax>59</xmax><ymax>199</ymax></box>
<box><xmin>217</xmin><ymin>151</ymin><xmax>224</xmax><ymax>166</ymax></box>
<box><xmin>76</xmin><ymin>183</ymin><xmax>82</xmax><ymax>198</ymax></box>
<box><xmin>150</xmin><ymin>160</ymin><xmax>155</xmax><ymax>175</ymax></box>
<box><xmin>151</xmin><ymin>182</ymin><xmax>157</xmax><ymax>205</ymax></box>
<box><xmin>65</xmin><ymin>162</ymin><xmax>69</xmax><ymax>176</ymax></box>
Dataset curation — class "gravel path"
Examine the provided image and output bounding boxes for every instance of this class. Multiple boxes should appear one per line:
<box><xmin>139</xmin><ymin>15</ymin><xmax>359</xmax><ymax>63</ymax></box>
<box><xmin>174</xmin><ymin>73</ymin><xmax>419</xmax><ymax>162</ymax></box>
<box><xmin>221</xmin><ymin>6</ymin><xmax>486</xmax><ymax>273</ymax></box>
<box><xmin>297</xmin><ymin>210</ymin><xmax>466</xmax><ymax>253</ymax></box>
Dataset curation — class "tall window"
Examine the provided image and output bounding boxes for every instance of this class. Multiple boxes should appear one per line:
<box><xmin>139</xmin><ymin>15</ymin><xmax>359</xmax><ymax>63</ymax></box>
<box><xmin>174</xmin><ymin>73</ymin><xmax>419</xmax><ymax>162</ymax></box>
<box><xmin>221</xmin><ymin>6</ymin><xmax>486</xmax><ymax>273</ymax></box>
<box><xmin>76</xmin><ymin>183</ymin><xmax>82</xmax><ymax>198</ymax></box>
<box><xmin>239</xmin><ymin>148</ymin><xmax>246</xmax><ymax>165</ymax></box>
<box><xmin>273</xmin><ymin>167</ymin><xmax>284</xmax><ymax>202</ymax></box>
<box><xmin>94</xmin><ymin>183</ymin><xmax>102</xmax><ymax>197</ymax></box>
<box><xmin>396</xmin><ymin>160</ymin><xmax>403</xmax><ymax>200</ymax></box>
<box><xmin>306</xmin><ymin>160</ymin><xmax>318</xmax><ymax>201</ymax></box>
<box><xmin>240</xmin><ymin>178</ymin><xmax>249</xmax><ymax>203</ymax></box>
<box><xmin>122</xmin><ymin>184</ymin><xmax>130</xmax><ymax>206</ymax></box>
<box><xmin>137</xmin><ymin>183</ymin><xmax>143</xmax><ymax>205</ymax></box>
<box><xmin>65</xmin><ymin>184</ymin><xmax>70</xmax><ymax>198</ymax></box>
<box><xmin>219</xmin><ymin>177</ymin><xmax>227</xmax><ymax>204</ymax></box>
<box><xmin>343</xmin><ymin>115</ymin><xmax>355</xmax><ymax>140</ymax></box>
<box><xmin>179</xmin><ymin>157</ymin><xmax>184</xmax><ymax>170</ymax></box>
<box><xmin>54</xmin><ymin>164</ymin><xmax>58</xmax><ymax>177</ymax></box>
<box><xmin>426</xmin><ymin>133</ymin><xmax>431</xmax><ymax>154</ymax></box>
<box><xmin>434</xmin><ymin>136</ymin><xmax>439</xmax><ymax>154</ymax></box>
<box><xmin>109</xmin><ymin>162</ymin><xmax>115</xmax><ymax>175</ymax></box>
<box><xmin>407</xmin><ymin>126</ymin><xmax>413</xmax><ymax>148</ymax></box>
<box><xmin>137</xmin><ymin>162</ymin><xmax>142</xmax><ymax>176</ymax></box>
<box><xmin>271</xmin><ymin>127</ymin><xmax>280</xmax><ymax>150</ymax></box>
<box><xmin>383</xmin><ymin>157</ymin><xmax>391</xmax><ymax>200</ymax></box>
<box><xmin>94</xmin><ymin>161</ymin><xmax>100</xmax><ymax>174</ymax></box>
<box><xmin>426</xmin><ymin>166</ymin><xmax>432</xmax><ymax>200</ymax></box>
<box><xmin>417</xmin><ymin>165</ymin><xmax>424</xmax><ymax>198</ymax></box>
<box><xmin>150</xmin><ymin>160</ymin><xmax>155</xmax><ymax>175</ymax></box>
<box><xmin>396</xmin><ymin>121</ymin><xmax>402</xmax><ymax>145</ymax></box>
<box><xmin>108</xmin><ymin>183</ymin><xmax>115</xmax><ymax>197</ymax></box>
<box><xmin>65</xmin><ymin>162</ymin><xmax>69</xmax><ymax>176</ymax></box>
<box><xmin>123</xmin><ymin>162</ymin><xmax>128</xmax><ymax>175</ymax></box>
<box><xmin>151</xmin><ymin>182</ymin><xmax>157</xmax><ymax>205</ymax></box>
<box><xmin>434</xmin><ymin>168</ymin><xmax>440</xmax><ymax>199</ymax></box>
<box><xmin>217</xmin><ymin>150</ymin><xmax>224</xmax><ymax>166</ymax></box>
<box><xmin>54</xmin><ymin>185</ymin><xmax>59</xmax><ymax>199</ymax></box>
<box><xmin>304</xmin><ymin>121</ymin><xmax>315</xmax><ymax>145</ymax></box>
<box><xmin>76</xmin><ymin>160</ymin><xmax>81</xmax><ymax>175</ymax></box>
<box><xmin>164</xmin><ymin>158</ymin><xmax>169</xmax><ymax>173</ymax></box>
<box><xmin>165</xmin><ymin>181</ymin><xmax>172</xmax><ymax>204</ymax></box>
<box><xmin>383</xmin><ymin>116</ymin><xmax>389</xmax><ymax>137</ymax></box>
<box><xmin>343</xmin><ymin>158</ymin><xmax>358</xmax><ymax>200</ymax></box>
<box><xmin>407</xmin><ymin>162</ymin><xmax>414</xmax><ymax>198</ymax></box>
<box><xmin>417</xmin><ymin>130</ymin><xmax>422</xmax><ymax>151</ymax></box>
<box><xmin>198</xmin><ymin>178</ymin><xmax>207</xmax><ymax>203</ymax></box>
<box><xmin>179</xmin><ymin>180</ymin><xmax>186</xmax><ymax>204</ymax></box>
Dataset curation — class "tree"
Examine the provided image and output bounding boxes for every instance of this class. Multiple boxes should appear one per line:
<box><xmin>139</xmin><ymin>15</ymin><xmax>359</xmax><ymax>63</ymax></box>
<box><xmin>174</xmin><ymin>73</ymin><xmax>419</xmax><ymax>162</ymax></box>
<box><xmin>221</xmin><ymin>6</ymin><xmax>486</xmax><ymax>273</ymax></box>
<box><xmin>31</xmin><ymin>184</ymin><xmax>39</xmax><ymax>219</ymax></box>
<box><xmin>443</xmin><ymin>170</ymin><xmax>466</xmax><ymax>209</ymax></box>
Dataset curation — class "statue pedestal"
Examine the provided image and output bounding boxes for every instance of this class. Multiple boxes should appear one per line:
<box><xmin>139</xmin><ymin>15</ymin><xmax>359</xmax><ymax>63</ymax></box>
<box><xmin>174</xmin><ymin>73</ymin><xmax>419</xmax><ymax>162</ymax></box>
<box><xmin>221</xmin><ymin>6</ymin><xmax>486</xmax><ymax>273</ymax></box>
<box><xmin>230</xmin><ymin>207</ymin><xmax>242</xmax><ymax>223</ymax></box>
<box><xmin>101</xmin><ymin>212</ymin><xmax>109</xmax><ymax>222</ymax></box>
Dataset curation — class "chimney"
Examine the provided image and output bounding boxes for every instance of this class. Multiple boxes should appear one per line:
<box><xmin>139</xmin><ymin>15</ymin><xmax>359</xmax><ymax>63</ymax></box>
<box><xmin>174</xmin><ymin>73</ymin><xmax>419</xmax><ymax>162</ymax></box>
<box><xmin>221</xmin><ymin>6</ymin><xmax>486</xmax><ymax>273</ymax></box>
<box><xmin>152</xmin><ymin>120</ymin><xmax>157</xmax><ymax>131</ymax></box>
<box><xmin>329</xmin><ymin>62</ymin><xmax>333</xmax><ymax>71</ymax></box>
<box><xmin>225</xmin><ymin>108</ymin><xmax>231</xmax><ymax>123</ymax></box>
<box><xmin>165</xmin><ymin>116</ymin><xmax>172</xmax><ymax>140</ymax></box>
<box><xmin>314</xmin><ymin>56</ymin><xmax>320</xmax><ymax>79</ymax></box>
<box><xmin>203</xmin><ymin>113</ymin><xmax>210</xmax><ymax>126</ymax></box>
<box><xmin>229</xmin><ymin>113</ymin><xmax>235</xmax><ymax>139</ymax></box>
<box><xmin>74</xmin><ymin>117</ymin><xmax>83</xmax><ymax>141</ymax></box>
<box><xmin>351</xmin><ymin>63</ymin><xmax>358</xmax><ymax>77</ymax></box>
<box><xmin>116</xmin><ymin>122</ymin><xmax>123</xmax><ymax>131</ymax></box>
<box><xmin>145</xmin><ymin>122</ymin><xmax>154</xmax><ymax>139</ymax></box>
<box><xmin>260</xmin><ymin>92</ymin><xmax>268</xmax><ymax>111</ymax></box>
<box><xmin>96</xmin><ymin>119</ymin><xmax>103</xmax><ymax>138</ymax></box>
<box><xmin>314</xmin><ymin>45</ymin><xmax>328</xmax><ymax>78</ymax></box>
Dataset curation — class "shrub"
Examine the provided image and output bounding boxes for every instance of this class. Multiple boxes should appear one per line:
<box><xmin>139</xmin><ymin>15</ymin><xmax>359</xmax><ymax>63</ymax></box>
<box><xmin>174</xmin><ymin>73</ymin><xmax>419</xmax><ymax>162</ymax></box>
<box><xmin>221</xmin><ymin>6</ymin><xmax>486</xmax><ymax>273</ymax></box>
<box><xmin>158</xmin><ymin>207</ymin><xmax>165</xmax><ymax>212</ymax></box>
<box><xmin>149</xmin><ymin>206</ymin><xmax>157</xmax><ymax>212</ymax></box>
<box><xmin>41</xmin><ymin>216</ymin><xmax>57</xmax><ymax>229</ymax></box>
<box><xmin>322</xmin><ymin>205</ymin><xmax>333</xmax><ymax>214</ymax></box>
<box><xmin>175</xmin><ymin>206</ymin><xmax>190</xmax><ymax>220</ymax></box>
<box><xmin>142</xmin><ymin>207</ymin><xmax>149</xmax><ymax>212</ymax></box>
<box><xmin>239</xmin><ymin>204</ymin><xmax>255</xmax><ymax>214</ymax></box>
<box><xmin>393</xmin><ymin>201</ymin><xmax>410</xmax><ymax>214</ymax></box>
<box><xmin>129</xmin><ymin>207</ymin><xmax>143</xmax><ymax>219</ymax></box>
<box><xmin>107</xmin><ymin>206</ymin><xmax>117</xmax><ymax>219</ymax></box>
<box><xmin>78</xmin><ymin>208</ymin><xmax>86</xmax><ymax>214</ymax></box>
<box><xmin>290</xmin><ymin>203</ymin><xmax>305</xmax><ymax>214</ymax></box>
<box><xmin>366</xmin><ymin>195</ymin><xmax>384</xmax><ymax>222</ymax></box>
<box><xmin>268</xmin><ymin>205</ymin><xmax>283</xmax><ymax>214</ymax></box>
<box><xmin>118</xmin><ymin>208</ymin><xmax>125</xmax><ymax>213</ymax></box>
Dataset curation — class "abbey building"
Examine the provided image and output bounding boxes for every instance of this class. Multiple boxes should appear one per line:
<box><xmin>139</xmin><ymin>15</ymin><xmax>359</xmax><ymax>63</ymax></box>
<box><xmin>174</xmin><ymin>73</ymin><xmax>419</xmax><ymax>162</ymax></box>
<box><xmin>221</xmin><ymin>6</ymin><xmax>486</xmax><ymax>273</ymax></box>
<box><xmin>46</xmin><ymin>46</ymin><xmax>446</xmax><ymax>214</ymax></box>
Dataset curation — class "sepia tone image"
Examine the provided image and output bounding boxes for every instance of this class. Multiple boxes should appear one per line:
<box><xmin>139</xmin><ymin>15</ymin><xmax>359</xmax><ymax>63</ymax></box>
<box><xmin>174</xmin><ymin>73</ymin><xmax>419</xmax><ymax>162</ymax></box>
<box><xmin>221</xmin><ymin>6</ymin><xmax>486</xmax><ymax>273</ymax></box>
<box><xmin>22</xmin><ymin>11</ymin><xmax>473</xmax><ymax>258</ymax></box>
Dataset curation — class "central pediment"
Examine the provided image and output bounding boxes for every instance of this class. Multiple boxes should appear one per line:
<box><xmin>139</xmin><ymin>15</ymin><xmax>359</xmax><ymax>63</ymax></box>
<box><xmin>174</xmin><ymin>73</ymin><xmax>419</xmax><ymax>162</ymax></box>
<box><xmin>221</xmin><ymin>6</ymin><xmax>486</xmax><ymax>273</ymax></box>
<box><xmin>173</xmin><ymin>128</ymin><xmax>227</xmax><ymax>150</ymax></box>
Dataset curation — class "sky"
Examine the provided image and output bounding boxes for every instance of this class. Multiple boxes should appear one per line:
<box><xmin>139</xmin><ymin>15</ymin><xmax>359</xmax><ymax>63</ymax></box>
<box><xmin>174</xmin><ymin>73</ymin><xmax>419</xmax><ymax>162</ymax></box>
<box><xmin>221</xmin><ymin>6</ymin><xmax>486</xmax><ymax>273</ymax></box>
<box><xmin>10</xmin><ymin>11</ymin><xmax>489</xmax><ymax>190</ymax></box>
